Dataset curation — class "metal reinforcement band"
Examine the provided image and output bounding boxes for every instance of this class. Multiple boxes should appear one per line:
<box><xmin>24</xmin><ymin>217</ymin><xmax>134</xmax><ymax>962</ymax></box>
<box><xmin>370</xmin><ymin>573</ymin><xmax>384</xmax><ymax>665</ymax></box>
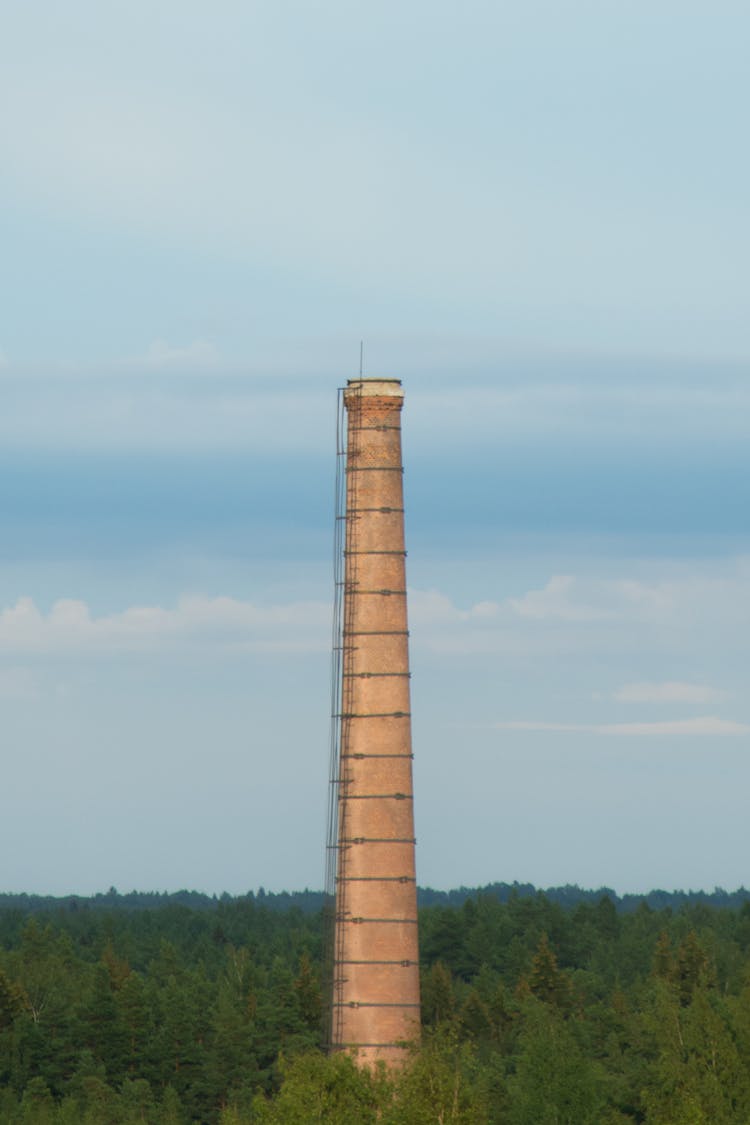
<box><xmin>345</xmin><ymin>507</ymin><xmax>404</xmax><ymax>514</ymax></box>
<box><xmin>328</xmin><ymin>1042</ymin><xmax>412</xmax><ymax>1050</ymax></box>
<box><xmin>341</xmin><ymin>752</ymin><xmax>414</xmax><ymax>760</ymax></box>
<box><xmin>334</xmin><ymin>1001</ymin><xmax>421</xmax><ymax>1008</ymax></box>
<box><xmin>339</xmin><ymin>959</ymin><xmax>417</xmax><ymax>965</ymax></box>
<box><xmin>337</xmin><ymin>917</ymin><xmax>419</xmax><ymax>925</ymax></box>
<box><xmin>337</xmin><ymin>710</ymin><xmax>410</xmax><ymax>718</ymax></box>
<box><xmin>346</xmin><ymin>629</ymin><xmax>409</xmax><ymax>636</ymax></box>
<box><xmin>348</xmin><ymin>588</ymin><xmax>407</xmax><ymax>596</ymax></box>
<box><xmin>336</xmin><ymin>876</ymin><xmax>415</xmax><ymax>883</ymax></box>
<box><xmin>345</xmin><ymin>465</ymin><xmax>405</xmax><ymax>473</ymax></box>
<box><xmin>340</xmin><ymin>793</ymin><xmax>414</xmax><ymax>800</ymax></box>
<box><xmin>347</xmin><ymin>425</ymin><xmax>402</xmax><ymax>433</ymax></box>
<box><xmin>339</xmin><ymin>837</ymin><xmax>417</xmax><ymax>845</ymax></box>
<box><xmin>342</xmin><ymin>671</ymin><xmax>411</xmax><ymax>679</ymax></box>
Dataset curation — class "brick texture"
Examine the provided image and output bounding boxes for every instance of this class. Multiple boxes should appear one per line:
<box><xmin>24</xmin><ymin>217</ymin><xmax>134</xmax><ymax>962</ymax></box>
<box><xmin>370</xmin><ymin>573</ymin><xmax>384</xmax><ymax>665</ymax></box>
<box><xmin>331</xmin><ymin>379</ymin><xmax>421</xmax><ymax>1067</ymax></box>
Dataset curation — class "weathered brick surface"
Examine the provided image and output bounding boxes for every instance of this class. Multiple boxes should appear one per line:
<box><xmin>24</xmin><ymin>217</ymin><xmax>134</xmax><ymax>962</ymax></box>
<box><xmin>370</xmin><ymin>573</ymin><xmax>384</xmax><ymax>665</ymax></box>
<box><xmin>331</xmin><ymin>379</ymin><xmax>421</xmax><ymax>1068</ymax></box>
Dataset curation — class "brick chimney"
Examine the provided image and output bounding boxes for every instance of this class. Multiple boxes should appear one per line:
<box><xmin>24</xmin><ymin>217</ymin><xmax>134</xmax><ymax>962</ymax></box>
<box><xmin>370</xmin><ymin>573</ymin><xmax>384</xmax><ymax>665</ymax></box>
<box><xmin>329</xmin><ymin>378</ymin><xmax>420</xmax><ymax>1066</ymax></box>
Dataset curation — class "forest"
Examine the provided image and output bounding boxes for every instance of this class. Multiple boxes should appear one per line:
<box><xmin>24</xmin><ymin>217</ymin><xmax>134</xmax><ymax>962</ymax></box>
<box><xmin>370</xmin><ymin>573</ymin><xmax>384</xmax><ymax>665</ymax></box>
<box><xmin>2</xmin><ymin>885</ymin><xmax>750</xmax><ymax>1122</ymax></box>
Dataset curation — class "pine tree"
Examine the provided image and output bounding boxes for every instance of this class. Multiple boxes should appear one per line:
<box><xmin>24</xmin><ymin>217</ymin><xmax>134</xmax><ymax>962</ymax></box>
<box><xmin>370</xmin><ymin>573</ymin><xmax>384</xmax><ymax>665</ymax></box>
<box><xmin>422</xmin><ymin>961</ymin><xmax>456</xmax><ymax>1026</ymax></box>
<box><xmin>527</xmin><ymin>934</ymin><xmax>574</xmax><ymax>1014</ymax></box>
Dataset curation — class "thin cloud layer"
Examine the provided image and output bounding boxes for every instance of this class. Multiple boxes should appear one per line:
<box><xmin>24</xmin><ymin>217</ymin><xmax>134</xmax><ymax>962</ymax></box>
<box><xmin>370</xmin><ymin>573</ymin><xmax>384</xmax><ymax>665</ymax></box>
<box><xmin>0</xmin><ymin>666</ymin><xmax>38</xmax><ymax>700</ymax></box>
<box><xmin>494</xmin><ymin>717</ymin><xmax>750</xmax><ymax>736</ymax></box>
<box><xmin>4</xmin><ymin>4</ymin><xmax>750</xmax><ymax>363</ymax></box>
<box><xmin>615</xmin><ymin>681</ymin><xmax>727</xmax><ymax>704</ymax></box>
<box><xmin>3</xmin><ymin>371</ymin><xmax>750</xmax><ymax>459</ymax></box>
<box><xmin>135</xmin><ymin>340</ymin><xmax>221</xmax><ymax>371</ymax></box>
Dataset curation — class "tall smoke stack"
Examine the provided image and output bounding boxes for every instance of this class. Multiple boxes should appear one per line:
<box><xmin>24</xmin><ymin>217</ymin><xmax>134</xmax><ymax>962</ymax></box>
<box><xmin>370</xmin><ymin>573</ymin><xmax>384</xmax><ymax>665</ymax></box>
<box><xmin>326</xmin><ymin>377</ymin><xmax>420</xmax><ymax>1067</ymax></box>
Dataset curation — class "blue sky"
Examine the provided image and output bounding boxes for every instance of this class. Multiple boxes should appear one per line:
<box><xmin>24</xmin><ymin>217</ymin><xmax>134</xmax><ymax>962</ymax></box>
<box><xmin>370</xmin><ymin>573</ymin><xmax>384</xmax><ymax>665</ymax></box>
<box><xmin>1</xmin><ymin>2</ymin><xmax>749</xmax><ymax>896</ymax></box>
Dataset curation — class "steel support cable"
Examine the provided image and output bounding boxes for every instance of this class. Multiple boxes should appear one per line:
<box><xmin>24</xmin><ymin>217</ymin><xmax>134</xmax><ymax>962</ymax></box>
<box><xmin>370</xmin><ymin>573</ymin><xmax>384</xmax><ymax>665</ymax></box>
<box><xmin>326</xmin><ymin>378</ymin><xmax>365</xmax><ymax>1048</ymax></box>
<box><xmin>323</xmin><ymin>386</ymin><xmax>354</xmax><ymax>1047</ymax></box>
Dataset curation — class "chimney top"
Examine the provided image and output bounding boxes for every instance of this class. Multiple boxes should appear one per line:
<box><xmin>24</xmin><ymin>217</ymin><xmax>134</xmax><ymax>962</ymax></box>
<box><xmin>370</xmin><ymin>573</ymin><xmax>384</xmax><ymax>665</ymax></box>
<box><xmin>345</xmin><ymin>378</ymin><xmax>403</xmax><ymax>398</ymax></box>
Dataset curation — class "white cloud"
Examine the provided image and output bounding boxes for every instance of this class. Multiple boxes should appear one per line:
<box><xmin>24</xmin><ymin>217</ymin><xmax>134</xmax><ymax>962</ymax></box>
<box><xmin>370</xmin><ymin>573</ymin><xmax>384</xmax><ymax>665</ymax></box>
<box><xmin>494</xmin><ymin>717</ymin><xmax>750</xmax><ymax>737</ymax></box>
<box><xmin>509</xmin><ymin>576</ymin><xmax>610</xmax><ymax>621</ymax></box>
<box><xmin>408</xmin><ymin>589</ymin><xmax>500</xmax><ymax>626</ymax></box>
<box><xmin>0</xmin><ymin>596</ymin><xmax>330</xmax><ymax>655</ymax></box>
<box><xmin>615</xmin><ymin>681</ymin><xmax>727</xmax><ymax>704</ymax></box>
<box><xmin>413</xmin><ymin>577</ymin><xmax>628</xmax><ymax>633</ymax></box>
<box><xmin>3</xmin><ymin>561</ymin><xmax>750</xmax><ymax>668</ymax></box>
<box><xmin>508</xmin><ymin>574</ymin><xmax>683</xmax><ymax>624</ymax></box>
<box><xmin>404</xmin><ymin>563</ymin><xmax>750</xmax><ymax>656</ymax></box>
<box><xmin>0</xmin><ymin>589</ymin><xmax>507</xmax><ymax>657</ymax></box>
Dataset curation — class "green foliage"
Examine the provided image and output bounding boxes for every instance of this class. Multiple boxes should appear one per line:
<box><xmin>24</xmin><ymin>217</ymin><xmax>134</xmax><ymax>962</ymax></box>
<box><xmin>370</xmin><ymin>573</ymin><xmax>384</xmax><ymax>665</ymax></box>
<box><xmin>526</xmin><ymin>933</ymin><xmax>575</xmax><ymax>1013</ymax></box>
<box><xmin>386</xmin><ymin>1028</ymin><xmax>491</xmax><ymax>1124</ymax></box>
<box><xmin>250</xmin><ymin>1051</ymin><xmax>387</xmax><ymax>1124</ymax></box>
<box><xmin>422</xmin><ymin>960</ymin><xmax>457</xmax><ymax>1026</ymax></box>
<box><xmin>0</xmin><ymin>967</ymin><xmax>26</xmax><ymax>1030</ymax></box>
<box><xmin>509</xmin><ymin>1000</ymin><xmax>605</xmax><ymax>1124</ymax></box>
<box><xmin>4</xmin><ymin>888</ymin><xmax>750</xmax><ymax>1121</ymax></box>
<box><xmin>642</xmin><ymin>979</ymin><xmax>750</xmax><ymax>1124</ymax></box>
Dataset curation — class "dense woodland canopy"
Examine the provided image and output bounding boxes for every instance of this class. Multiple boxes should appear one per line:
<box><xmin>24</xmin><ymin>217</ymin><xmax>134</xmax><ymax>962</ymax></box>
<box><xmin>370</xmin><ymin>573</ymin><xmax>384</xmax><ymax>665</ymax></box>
<box><xmin>2</xmin><ymin>885</ymin><xmax>750</xmax><ymax>1122</ymax></box>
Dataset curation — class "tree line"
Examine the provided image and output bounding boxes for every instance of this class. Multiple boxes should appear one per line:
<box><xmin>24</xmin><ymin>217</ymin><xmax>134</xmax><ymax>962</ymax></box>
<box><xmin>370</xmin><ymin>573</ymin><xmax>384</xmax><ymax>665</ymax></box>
<box><xmin>3</xmin><ymin>887</ymin><xmax>750</xmax><ymax>1121</ymax></box>
<box><xmin>3</xmin><ymin>882</ymin><xmax>748</xmax><ymax>915</ymax></box>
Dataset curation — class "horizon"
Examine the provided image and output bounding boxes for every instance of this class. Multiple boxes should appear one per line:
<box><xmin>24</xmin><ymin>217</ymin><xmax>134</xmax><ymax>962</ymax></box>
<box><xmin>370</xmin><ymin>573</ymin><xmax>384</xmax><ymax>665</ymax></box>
<box><xmin>4</xmin><ymin>879</ymin><xmax>750</xmax><ymax>904</ymax></box>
